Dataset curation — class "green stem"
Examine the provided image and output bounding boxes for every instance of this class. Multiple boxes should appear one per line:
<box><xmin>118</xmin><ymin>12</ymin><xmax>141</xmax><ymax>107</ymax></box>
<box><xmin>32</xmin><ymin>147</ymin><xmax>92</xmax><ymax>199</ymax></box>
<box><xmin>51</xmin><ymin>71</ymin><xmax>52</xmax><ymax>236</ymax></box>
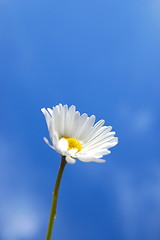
<box><xmin>46</xmin><ymin>156</ymin><xmax>67</xmax><ymax>240</ymax></box>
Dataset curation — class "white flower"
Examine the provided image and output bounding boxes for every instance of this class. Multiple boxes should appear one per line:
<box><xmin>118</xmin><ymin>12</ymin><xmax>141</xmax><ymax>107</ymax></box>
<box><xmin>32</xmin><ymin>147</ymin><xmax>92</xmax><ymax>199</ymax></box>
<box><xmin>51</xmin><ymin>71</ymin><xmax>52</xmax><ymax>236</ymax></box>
<box><xmin>41</xmin><ymin>104</ymin><xmax>118</xmax><ymax>164</ymax></box>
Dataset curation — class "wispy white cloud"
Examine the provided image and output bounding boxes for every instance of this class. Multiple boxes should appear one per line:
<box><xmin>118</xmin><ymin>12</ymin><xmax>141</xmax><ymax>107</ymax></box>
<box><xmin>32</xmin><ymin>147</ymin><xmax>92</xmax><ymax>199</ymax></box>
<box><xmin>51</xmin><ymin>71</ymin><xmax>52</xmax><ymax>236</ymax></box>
<box><xmin>0</xmin><ymin>137</ymin><xmax>43</xmax><ymax>239</ymax></box>
<box><xmin>1</xmin><ymin>199</ymin><xmax>41</xmax><ymax>240</ymax></box>
<box><xmin>131</xmin><ymin>109</ymin><xmax>154</xmax><ymax>134</ymax></box>
<box><xmin>117</xmin><ymin>104</ymin><xmax>155</xmax><ymax>135</ymax></box>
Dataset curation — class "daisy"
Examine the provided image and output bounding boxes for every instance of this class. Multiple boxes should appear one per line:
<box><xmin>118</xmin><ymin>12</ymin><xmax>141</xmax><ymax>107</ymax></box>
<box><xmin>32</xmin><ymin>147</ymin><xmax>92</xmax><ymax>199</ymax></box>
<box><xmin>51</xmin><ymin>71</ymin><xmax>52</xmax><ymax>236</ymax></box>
<box><xmin>41</xmin><ymin>104</ymin><xmax>118</xmax><ymax>164</ymax></box>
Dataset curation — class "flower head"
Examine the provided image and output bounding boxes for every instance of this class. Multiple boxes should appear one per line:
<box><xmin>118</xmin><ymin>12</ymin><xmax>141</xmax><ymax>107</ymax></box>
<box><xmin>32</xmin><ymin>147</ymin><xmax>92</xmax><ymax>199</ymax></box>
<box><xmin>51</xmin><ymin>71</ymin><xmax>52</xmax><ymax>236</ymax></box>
<box><xmin>41</xmin><ymin>104</ymin><xmax>118</xmax><ymax>164</ymax></box>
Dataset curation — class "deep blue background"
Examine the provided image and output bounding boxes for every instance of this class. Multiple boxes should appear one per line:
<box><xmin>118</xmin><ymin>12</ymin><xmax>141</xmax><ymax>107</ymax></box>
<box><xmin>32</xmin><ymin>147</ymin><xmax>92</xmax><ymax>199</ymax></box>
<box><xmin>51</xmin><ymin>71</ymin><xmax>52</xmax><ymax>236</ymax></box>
<box><xmin>0</xmin><ymin>1</ymin><xmax>160</xmax><ymax>239</ymax></box>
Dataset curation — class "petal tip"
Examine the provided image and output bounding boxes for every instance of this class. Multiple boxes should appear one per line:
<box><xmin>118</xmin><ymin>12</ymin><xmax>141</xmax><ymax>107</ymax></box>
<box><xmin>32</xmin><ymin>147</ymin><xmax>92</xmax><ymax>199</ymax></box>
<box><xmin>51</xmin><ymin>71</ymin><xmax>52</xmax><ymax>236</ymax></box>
<box><xmin>66</xmin><ymin>156</ymin><xmax>76</xmax><ymax>164</ymax></box>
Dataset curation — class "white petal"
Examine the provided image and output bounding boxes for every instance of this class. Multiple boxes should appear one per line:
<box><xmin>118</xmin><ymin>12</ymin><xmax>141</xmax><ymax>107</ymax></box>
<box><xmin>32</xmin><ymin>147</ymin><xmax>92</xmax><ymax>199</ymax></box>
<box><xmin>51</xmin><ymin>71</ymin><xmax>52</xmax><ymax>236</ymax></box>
<box><xmin>47</xmin><ymin>108</ymin><xmax>53</xmax><ymax>116</ymax></box>
<box><xmin>84</xmin><ymin>126</ymin><xmax>112</xmax><ymax>147</ymax></box>
<box><xmin>68</xmin><ymin>111</ymin><xmax>80</xmax><ymax>137</ymax></box>
<box><xmin>78</xmin><ymin>115</ymin><xmax>96</xmax><ymax>140</ymax></box>
<box><xmin>43</xmin><ymin>137</ymin><xmax>55</xmax><ymax>150</ymax></box>
<box><xmin>84</xmin><ymin>138</ymin><xmax>118</xmax><ymax>151</ymax></box>
<box><xmin>93</xmin><ymin>158</ymin><xmax>106</xmax><ymax>163</ymax></box>
<box><xmin>67</xmin><ymin>148</ymin><xmax>78</xmax><ymax>156</ymax></box>
<box><xmin>82</xmin><ymin>120</ymin><xmax>105</xmax><ymax>143</ymax></box>
<box><xmin>80</xmin><ymin>149</ymin><xmax>111</xmax><ymax>157</ymax></box>
<box><xmin>41</xmin><ymin>108</ymin><xmax>52</xmax><ymax>129</ymax></box>
<box><xmin>66</xmin><ymin>156</ymin><xmax>76</xmax><ymax>164</ymax></box>
<box><xmin>84</xmin><ymin>130</ymin><xmax>116</xmax><ymax>149</ymax></box>
<box><xmin>95</xmin><ymin>149</ymin><xmax>111</xmax><ymax>156</ymax></box>
<box><xmin>78</xmin><ymin>156</ymin><xmax>106</xmax><ymax>163</ymax></box>
<box><xmin>56</xmin><ymin>138</ymin><xmax>68</xmax><ymax>154</ymax></box>
<box><xmin>52</xmin><ymin>106</ymin><xmax>60</xmax><ymax>136</ymax></box>
<box><xmin>58</xmin><ymin>105</ymin><xmax>65</xmax><ymax>137</ymax></box>
<box><xmin>65</xmin><ymin>105</ymin><xmax>76</xmax><ymax>136</ymax></box>
<box><xmin>85</xmin><ymin>135</ymin><xmax>115</xmax><ymax>149</ymax></box>
<box><xmin>48</xmin><ymin>118</ymin><xmax>58</xmax><ymax>144</ymax></box>
<box><xmin>74</xmin><ymin>113</ymin><xmax>88</xmax><ymax>138</ymax></box>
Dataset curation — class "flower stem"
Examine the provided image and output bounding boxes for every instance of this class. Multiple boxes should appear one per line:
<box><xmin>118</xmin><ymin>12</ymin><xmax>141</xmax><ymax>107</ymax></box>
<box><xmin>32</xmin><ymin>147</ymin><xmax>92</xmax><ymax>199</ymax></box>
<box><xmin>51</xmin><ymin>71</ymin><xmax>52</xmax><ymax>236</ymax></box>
<box><xmin>46</xmin><ymin>156</ymin><xmax>67</xmax><ymax>240</ymax></box>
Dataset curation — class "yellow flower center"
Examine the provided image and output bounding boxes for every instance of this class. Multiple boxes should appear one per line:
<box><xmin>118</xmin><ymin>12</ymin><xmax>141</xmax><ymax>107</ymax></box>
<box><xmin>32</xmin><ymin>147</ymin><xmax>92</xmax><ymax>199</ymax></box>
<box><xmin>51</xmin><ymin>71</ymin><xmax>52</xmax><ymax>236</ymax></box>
<box><xmin>63</xmin><ymin>137</ymin><xmax>82</xmax><ymax>152</ymax></box>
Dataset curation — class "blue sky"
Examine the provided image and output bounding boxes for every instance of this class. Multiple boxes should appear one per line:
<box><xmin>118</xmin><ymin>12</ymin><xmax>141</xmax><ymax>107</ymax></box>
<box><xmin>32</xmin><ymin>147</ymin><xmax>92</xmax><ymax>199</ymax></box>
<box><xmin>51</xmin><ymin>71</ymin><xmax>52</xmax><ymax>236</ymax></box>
<box><xmin>0</xmin><ymin>1</ymin><xmax>160</xmax><ymax>240</ymax></box>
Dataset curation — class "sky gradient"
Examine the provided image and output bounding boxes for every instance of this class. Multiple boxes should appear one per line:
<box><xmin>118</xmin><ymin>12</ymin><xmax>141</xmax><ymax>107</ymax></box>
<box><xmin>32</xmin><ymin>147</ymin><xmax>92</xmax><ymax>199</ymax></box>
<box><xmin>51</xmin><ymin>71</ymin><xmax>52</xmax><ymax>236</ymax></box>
<box><xmin>0</xmin><ymin>1</ymin><xmax>160</xmax><ymax>240</ymax></box>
